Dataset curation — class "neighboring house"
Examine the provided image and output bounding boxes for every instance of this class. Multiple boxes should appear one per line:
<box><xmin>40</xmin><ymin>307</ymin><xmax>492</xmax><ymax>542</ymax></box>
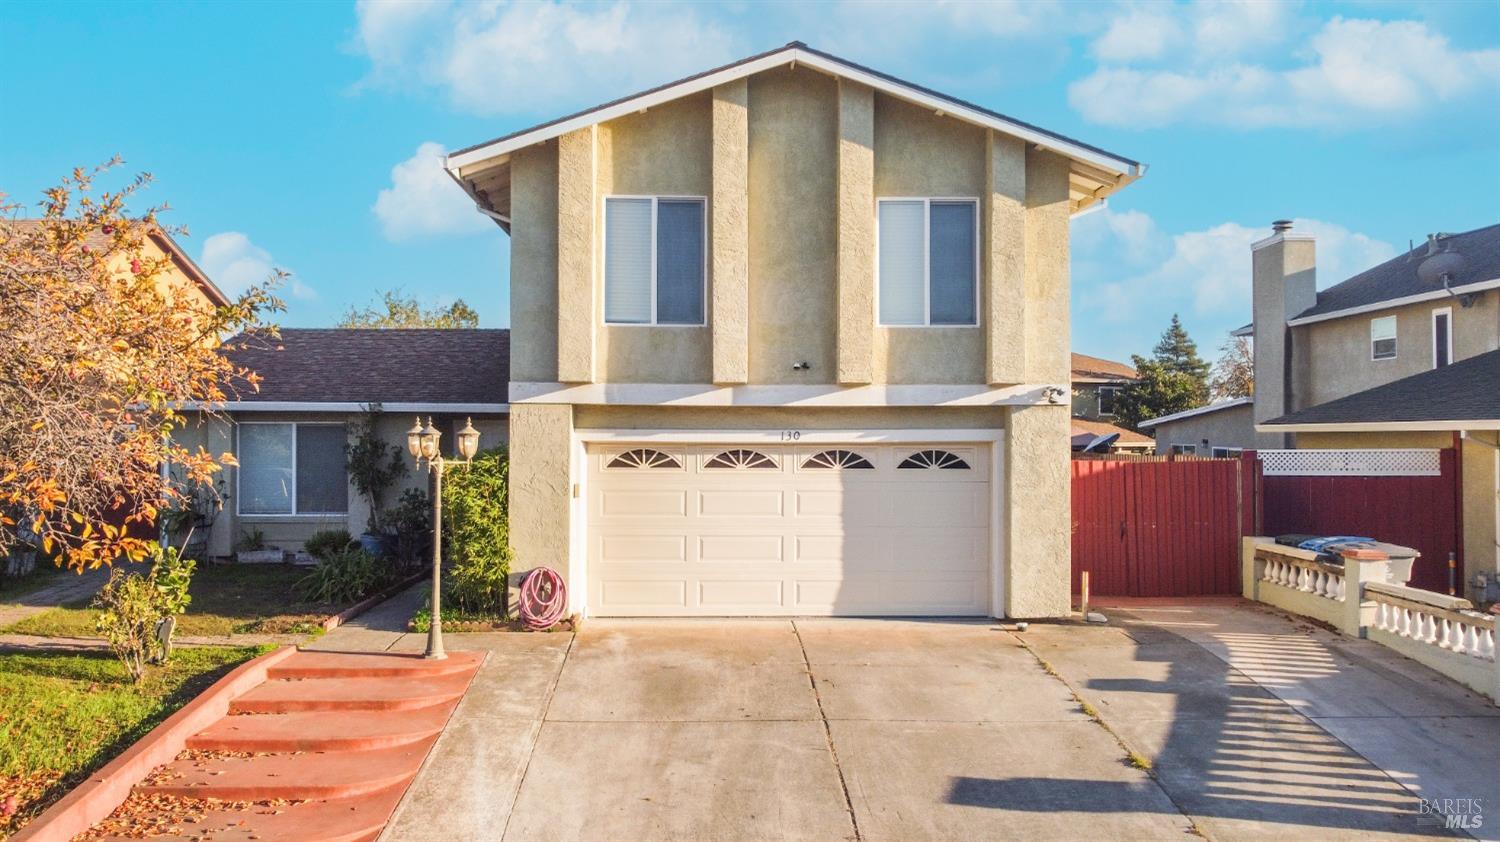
<box><xmin>177</xmin><ymin>329</ymin><xmax>510</xmax><ymax>558</ymax></box>
<box><xmin>6</xmin><ymin>220</ymin><xmax>229</xmax><ymax>312</ymax></box>
<box><xmin>1138</xmin><ymin>398</ymin><xmax>1253</xmax><ymax>457</ymax></box>
<box><xmin>1070</xmin><ymin>353</ymin><xmax>1150</xmax><ymax>453</ymax></box>
<box><xmin>1148</xmin><ymin>220</ymin><xmax>1499</xmax><ymax>578</ymax></box>
<box><xmin>445</xmin><ymin>42</ymin><xmax>1144</xmax><ymax>618</ymax></box>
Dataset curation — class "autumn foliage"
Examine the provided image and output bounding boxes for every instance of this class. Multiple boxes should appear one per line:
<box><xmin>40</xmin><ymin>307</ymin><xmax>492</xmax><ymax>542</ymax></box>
<box><xmin>0</xmin><ymin>161</ymin><xmax>282</xmax><ymax>571</ymax></box>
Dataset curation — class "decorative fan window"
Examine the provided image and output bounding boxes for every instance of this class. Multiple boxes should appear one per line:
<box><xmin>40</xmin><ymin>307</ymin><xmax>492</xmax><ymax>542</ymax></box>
<box><xmin>704</xmin><ymin>449</ymin><xmax>777</xmax><ymax>469</ymax></box>
<box><xmin>802</xmin><ymin>449</ymin><xmax>874</xmax><ymax>470</ymax></box>
<box><xmin>607</xmin><ymin>449</ymin><xmax>682</xmax><ymax>469</ymax></box>
<box><xmin>898</xmin><ymin>449</ymin><xmax>971</xmax><ymax>470</ymax></box>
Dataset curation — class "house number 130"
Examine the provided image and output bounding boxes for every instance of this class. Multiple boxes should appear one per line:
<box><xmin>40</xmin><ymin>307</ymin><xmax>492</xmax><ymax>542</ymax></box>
<box><xmin>780</xmin><ymin>430</ymin><xmax>801</xmax><ymax>441</ymax></box>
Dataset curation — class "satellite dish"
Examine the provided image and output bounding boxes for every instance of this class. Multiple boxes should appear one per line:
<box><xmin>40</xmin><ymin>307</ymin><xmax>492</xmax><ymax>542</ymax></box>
<box><xmin>1417</xmin><ymin>234</ymin><xmax>1467</xmax><ymax>287</ymax></box>
<box><xmin>1082</xmin><ymin>433</ymin><xmax>1120</xmax><ymax>453</ymax></box>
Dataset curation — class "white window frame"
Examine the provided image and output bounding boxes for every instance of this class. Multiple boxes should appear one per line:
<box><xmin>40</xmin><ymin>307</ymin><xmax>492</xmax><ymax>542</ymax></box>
<box><xmin>1097</xmin><ymin>385</ymin><xmax>1121</xmax><ymax>417</ymax></box>
<box><xmin>1370</xmin><ymin>315</ymin><xmax>1397</xmax><ymax>361</ymax></box>
<box><xmin>1431</xmin><ymin>306</ymin><xmax>1453</xmax><ymax>369</ymax></box>
<box><xmin>602</xmin><ymin>195</ymin><xmax>708</xmax><ymax>327</ymax></box>
<box><xmin>1210</xmin><ymin>447</ymin><xmax>1243</xmax><ymax>458</ymax></box>
<box><xmin>235</xmin><ymin>421</ymin><xmax>348</xmax><ymax>517</ymax></box>
<box><xmin>875</xmin><ymin>197</ymin><xmax>981</xmax><ymax>328</ymax></box>
<box><xmin>1170</xmin><ymin>443</ymin><xmax>1198</xmax><ymax>456</ymax></box>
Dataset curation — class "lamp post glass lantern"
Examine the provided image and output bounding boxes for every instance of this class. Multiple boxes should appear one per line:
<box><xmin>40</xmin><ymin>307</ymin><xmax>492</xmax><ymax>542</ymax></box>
<box><xmin>408</xmin><ymin>416</ymin><xmax>479</xmax><ymax>660</ymax></box>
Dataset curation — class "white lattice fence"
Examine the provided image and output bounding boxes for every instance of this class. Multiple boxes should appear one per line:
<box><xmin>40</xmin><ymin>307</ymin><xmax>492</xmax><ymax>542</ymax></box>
<box><xmin>1259</xmin><ymin>449</ymin><xmax>1442</xmax><ymax>477</ymax></box>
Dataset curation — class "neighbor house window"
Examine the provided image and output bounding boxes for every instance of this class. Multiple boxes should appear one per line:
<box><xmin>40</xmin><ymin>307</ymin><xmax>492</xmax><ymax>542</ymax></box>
<box><xmin>1098</xmin><ymin>386</ymin><xmax>1121</xmax><ymax>416</ymax></box>
<box><xmin>1370</xmin><ymin>315</ymin><xmax>1397</xmax><ymax>360</ymax></box>
<box><xmin>604</xmin><ymin>196</ymin><xmax>706</xmax><ymax>325</ymax></box>
<box><xmin>1432</xmin><ymin>307</ymin><xmax>1452</xmax><ymax>368</ymax></box>
<box><xmin>237</xmin><ymin>423</ymin><xmax>348</xmax><ymax>515</ymax></box>
<box><xmin>877</xmin><ymin>198</ymin><xmax>978</xmax><ymax>326</ymax></box>
<box><xmin>1170</xmin><ymin>444</ymin><xmax>1197</xmax><ymax>456</ymax></box>
<box><xmin>1211</xmin><ymin>447</ymin><xmax>1243</xmax><ymax>458</ymax></box>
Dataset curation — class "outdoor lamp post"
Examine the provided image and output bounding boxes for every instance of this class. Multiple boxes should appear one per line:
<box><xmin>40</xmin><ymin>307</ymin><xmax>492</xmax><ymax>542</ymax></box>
<box><xmin>406</xmin><ymin>416</ymin><xmax>480</xmax><ymax>660</ymax></box>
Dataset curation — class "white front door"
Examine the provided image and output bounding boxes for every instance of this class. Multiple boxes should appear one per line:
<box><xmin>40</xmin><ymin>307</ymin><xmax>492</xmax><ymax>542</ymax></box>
<box><xmin>585</xmin><ymin>442</ymin><xmax>993</xmax><ymax>616</ymax></box>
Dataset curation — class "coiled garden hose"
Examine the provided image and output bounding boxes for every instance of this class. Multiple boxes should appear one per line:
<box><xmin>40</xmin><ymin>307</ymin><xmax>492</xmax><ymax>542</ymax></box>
<box><xmin>518</xmin><ymin>567</ymin><xmax>567</xmax><ymax>631</ymax></box>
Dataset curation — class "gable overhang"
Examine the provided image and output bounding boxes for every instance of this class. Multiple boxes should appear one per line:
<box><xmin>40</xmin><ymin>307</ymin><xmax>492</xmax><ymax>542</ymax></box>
<box><xmin>1138</xmin><ymin>397</ymin><xmax>1253</xmax><ymax>430</ymax></box>
<box><xmin>445</xmin><ymin>43</ymin><xmax>1144</xmax><ymax>226</ymax></box>
<box><xmin>1286</xmin><ymin>277</ymin><xmax>1500</xmax><ymax>327</ymax></box>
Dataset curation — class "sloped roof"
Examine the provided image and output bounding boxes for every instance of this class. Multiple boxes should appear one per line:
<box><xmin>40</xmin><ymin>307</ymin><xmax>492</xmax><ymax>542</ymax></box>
<box><xmin>1261</xmin><ymin>349</ymin><xmax>1500</xmax><ymax>429</ymax></box>
<box><xmin>1139</xmin><ymin>397</ymin><xmax>1253</xmax><ymax>429</ymax></box>
<box><xmin>1292</xmin><ymin>222</ymin><xmax>1500</xmax><ymax>322</ymax></box>
<box><xmin>2</xmin><ymin>219</ymin><xmax>229</xmax><ymax>307</ymax></box>
<box><xmin>448</xmin><ymin>41</ymin><xmax>1143</xmax><ymax>222</ymax></box>
<box><xmin>1071</xmin><ymin>418</ymin><xmax>1153</xmax><ymax>447</ymax></box>
<box><xmin>223</xmin><ymin>329</ymin><xmax>510</xmax><ymax>405</ymax></box>
<box><xmin>1071</xmin><ymin>353</ymin><xmax>1137</xmax><ymax>382</ymax></box>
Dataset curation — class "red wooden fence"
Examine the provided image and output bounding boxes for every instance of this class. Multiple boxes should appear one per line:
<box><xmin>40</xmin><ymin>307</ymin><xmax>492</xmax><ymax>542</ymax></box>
<box><xmin>1259</xmin><ymin>448</ymin><xmax>1461</xmax><ymax>593</ymax></box>
<box><xmin>1071</xmin><ymin>455</ymin><xmax>1253</xmax><ymax>597</ymax></box>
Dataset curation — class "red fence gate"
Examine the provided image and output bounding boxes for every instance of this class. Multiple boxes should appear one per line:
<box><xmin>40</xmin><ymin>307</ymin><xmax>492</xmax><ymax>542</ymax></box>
<box><xmin>1258</xmin><ymin>448</ymin><xmax>1462</xmax><ymax>593</ymax></box>
<box><xmin>1071</xmin><ymin>455</ymin><xmax>1253</xmax><ymax>597</ymax></box>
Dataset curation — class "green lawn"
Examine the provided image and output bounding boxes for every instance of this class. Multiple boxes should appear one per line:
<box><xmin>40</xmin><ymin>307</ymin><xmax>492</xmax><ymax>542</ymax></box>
<box><xmin>0</xmin><ymin>645</ymin><xmax>271</xmax><ymax>838</ymax></box>
<box><xmin>3</xmin><ymin>564</ymin><xmax>346</xmax><ymax>638</ymax></box>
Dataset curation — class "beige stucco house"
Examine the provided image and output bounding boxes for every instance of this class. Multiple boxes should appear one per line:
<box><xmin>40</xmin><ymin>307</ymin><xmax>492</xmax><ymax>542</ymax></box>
<box><xmin>445</xmin><ymin>43</ymin><xmax>1144</xmax><ymax>618</ymax></box>
<box><xmin>1069</xmin><ymin>353</ymin><xmax>1151</xmax><ymax>453</ymax></box>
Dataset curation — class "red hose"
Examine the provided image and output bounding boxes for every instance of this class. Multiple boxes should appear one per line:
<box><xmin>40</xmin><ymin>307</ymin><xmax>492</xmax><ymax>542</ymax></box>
<box><xmin>518</xmin><ymin>567</ymin><xmax>567</xmax><ymax>631</ymax></box>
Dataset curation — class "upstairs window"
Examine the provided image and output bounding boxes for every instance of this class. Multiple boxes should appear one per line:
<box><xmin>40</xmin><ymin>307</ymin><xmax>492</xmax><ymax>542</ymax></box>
<box><xmin>604</xmin><ymin>196</ymin><xmax>705</xmax><ymax>325</ymax></box>
<box><xmin>1098</xmin><ymin>386</ymin><xmax>1121</xmax><ymax>416</ymax></box>
<box><xmin>1432</xmin><ymin>307</ymin><xmax>1452</xmax><ymax>368</ymax></box>
<box><xmin>877</xmin><ymin>198</ymin><xmax>978</xmax><ymax>326</ymax></box>
<box><xmin>1370</xmin><ymin>315</ymin><xmax>1397</xmax><ymax>360</ymax></box>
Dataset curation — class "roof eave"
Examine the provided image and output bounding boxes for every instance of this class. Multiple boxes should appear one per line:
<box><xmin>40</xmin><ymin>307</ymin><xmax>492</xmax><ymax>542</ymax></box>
<box><xmin>1258</xmin><ymin>419</ymin><xmax>1500</xmax><ymax>433</ymax></box>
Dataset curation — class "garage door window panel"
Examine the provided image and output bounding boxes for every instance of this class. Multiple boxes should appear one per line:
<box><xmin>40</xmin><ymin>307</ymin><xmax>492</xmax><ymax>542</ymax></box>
<box><xmin>897</xmin><ymin>449</ymin><xmax>971</xmax><ymax>470</ymax></box>
<box><xmin>801</xmin><ymin>449</ymin><xmax>875</xmax><ymax>470</ymax></box>
<box><xmin>703</xmin><ymin>449</ymin><xmax>777</xmax><ymax>470</ymax></box>
<box><xmin>606</xmin><ymin>448</ymin><xmax>683</xmax><ymax>470</ymax></box>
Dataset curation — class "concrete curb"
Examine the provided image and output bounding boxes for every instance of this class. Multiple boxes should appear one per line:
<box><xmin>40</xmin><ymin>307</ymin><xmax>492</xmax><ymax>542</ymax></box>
<box><xmin>12</xmin><ymin>644</ymin><xmax>298</xmax><ymax>842</ymax></box>
<box><xmin>322</xmin><ymin>572</ymin><xmax>426</xmax><ymax>633</ymax></box>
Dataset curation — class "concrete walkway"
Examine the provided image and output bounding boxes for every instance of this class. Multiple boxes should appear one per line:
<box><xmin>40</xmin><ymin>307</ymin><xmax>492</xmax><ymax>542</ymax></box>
<box><xmin>301</xmin><ymin>586</ymin><xmax>1500</xmax><ymax>841</ymax></box>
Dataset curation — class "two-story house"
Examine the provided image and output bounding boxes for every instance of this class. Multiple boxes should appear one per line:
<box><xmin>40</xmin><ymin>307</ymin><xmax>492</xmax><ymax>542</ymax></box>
<box><xmin>1070</xmin><ymin>353</ymin><xmax>1152</xmax><ymax>453</ymax></box>
<box><xmin>1146</xmin><ymin>221</ymin><xmax>1499</xmax><ymax>581</ymax></box>
<box><xmin>446</xmin><ymin>43</ymin><xmax>1143</xmax><ymax>618</ymax></box>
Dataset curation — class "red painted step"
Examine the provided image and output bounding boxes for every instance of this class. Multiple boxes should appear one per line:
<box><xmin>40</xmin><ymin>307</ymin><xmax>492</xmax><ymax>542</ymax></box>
<box><xmin>268</xmin><ymin>650</ymin><xmax>484</xmax><ymax>680</ymax></box>
<box><xmin>231</xmin><ymin>672</ymin><xmax>473</xmax><ymax>713</ymax></box>
<box><xmin>138</xmin><ymin>738</ymin><xmax>438</xmax><ymax>800</ymax></box>
<box><xmin>187</xmin><ymin>705</ymin><xmax>451</xmax><ymax>752</ymax></box>
<box><xmin>108</xmin><ymin>783</ymin><xmax>406</xmax><ymax>842</ymax></box>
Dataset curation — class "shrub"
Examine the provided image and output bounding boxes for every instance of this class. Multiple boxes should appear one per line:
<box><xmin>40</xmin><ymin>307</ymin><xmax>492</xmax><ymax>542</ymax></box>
<box><xmin>93</xmin><ymin>544</ymin><xmax>196</xmax><ymax>681</ymax></box>
<box><xmin>443</xmin><ymin>446</ymin><xmax>512</xmax><ymax>616</ymax></box>
<box><xmin>304</xmin><ymin>529</ymin><xmax>356</xmax><ymax>561</ymax></box>
<box><xmin>296</xmin><ymin>548</ymin><xmax>391</xmax><ymax>605</ymax></box>
<box><xmin>388</xmin><ymin>487</ymin><xmax>431</xmax><ymax>566</ymax></box>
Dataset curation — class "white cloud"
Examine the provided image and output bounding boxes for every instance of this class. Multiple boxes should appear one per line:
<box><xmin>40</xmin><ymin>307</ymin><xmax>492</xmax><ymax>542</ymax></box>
<box><xmin>199</xmin><ymin>232</ymin><xmax>314</xmax><ymax>300</ymax></box>
<box><xmin>373</xmin><ymin>141</ymin><xmax>489</xmax><ymax>241</ymax></box>
<box><xmin>1071</xmin><ymin>11</ymin><xmax>1500</xmax><ymax>129</ymax></box>
<box><xmin>353</xmin><ymin>0</ymin><xmax>738</xmax><ymax>116</ymax></box>
<box><xmin>1073</xmin><ymin>210</ymin><xmax>1396</xmax><ymax>324</ymax></box>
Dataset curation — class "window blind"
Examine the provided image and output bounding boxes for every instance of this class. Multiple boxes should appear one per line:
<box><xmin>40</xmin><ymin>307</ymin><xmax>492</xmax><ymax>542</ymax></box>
<box><xmin>239</xmin><ymin>424</ymin><xmax>293</xmax><ymax>515</ymax></box>
<box><xmin>605</xmin><ymin>198</ymin><xmax>653</xmax><ymax>324</ymax></box>
<box><xmin>878</xmin><ymin>200</ymin><xmax>925</xmax><ymax>325</ymax></box>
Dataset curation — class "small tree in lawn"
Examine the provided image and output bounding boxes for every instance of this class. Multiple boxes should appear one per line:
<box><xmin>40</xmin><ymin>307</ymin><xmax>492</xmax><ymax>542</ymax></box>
<box><xmin>339</xmin><ymin>290</ymin><xmax>479</xmax><ymax>329</ymax></box>
<box><xmin>1210</xmin><ymin>335</ymin><xmax>1254</xmax><ymax>400</ymax></box>
<box><xmin>0</xmin><ymin>161</ymin><xmax>282</xmax><ymax>571</ymax></box>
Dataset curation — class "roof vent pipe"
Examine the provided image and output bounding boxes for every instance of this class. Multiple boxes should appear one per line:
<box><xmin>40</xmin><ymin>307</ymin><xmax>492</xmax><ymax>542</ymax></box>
<box><xmin>1271</xmin><ymin>219</ymin><xmax>1293</xmax><ymax>233</ymax></box>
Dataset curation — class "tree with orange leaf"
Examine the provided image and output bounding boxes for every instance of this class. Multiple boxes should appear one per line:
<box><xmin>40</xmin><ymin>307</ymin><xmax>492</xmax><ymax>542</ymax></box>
<box><xmin>0</xmin><ymin>161</ymin><xmax>282</xmax><ymax>571</ymax></box>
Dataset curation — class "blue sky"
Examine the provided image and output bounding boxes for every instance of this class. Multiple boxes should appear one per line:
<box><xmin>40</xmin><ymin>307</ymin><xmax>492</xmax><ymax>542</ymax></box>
<box><xmin>3</xmin><ymin>0</ymin><xmax>1497</xmax><ymax>364</ymax></box>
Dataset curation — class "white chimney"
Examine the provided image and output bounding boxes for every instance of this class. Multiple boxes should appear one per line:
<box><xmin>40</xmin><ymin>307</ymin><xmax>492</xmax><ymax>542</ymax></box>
<box><xmin>1251</xmin><ymin>220</ymin><xmax>1316</xmax><ymax>444</ymax></box>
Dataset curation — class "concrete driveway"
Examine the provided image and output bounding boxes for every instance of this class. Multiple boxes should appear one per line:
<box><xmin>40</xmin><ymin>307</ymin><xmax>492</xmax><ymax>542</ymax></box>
<box><xmin>371</xmin><ymin>601</ymin><xmax>1498</xmax><ymax>842</ymax></box>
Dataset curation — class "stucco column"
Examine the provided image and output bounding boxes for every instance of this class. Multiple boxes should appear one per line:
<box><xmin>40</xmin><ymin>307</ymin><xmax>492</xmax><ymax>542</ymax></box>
<box><xmin>835</xmin><ymin>79</ymin><xmax>874</xmax><ymax>385</ymax></box>
<box><xmin>1023</xmin><ymin>148</ymin><xmax>1071</xmax><ymax>385</ymax></box>
<box><xmin>507</xmin><ymin>404</ymin><xmax>575</xmax><ymax>594</ymax></box>
<box><xmin>556</xmin><ymin>126</ymin><xmax>596</xmax><ymax>384</ymax></box>
<box><xmin>985</xmin><ymin>131</ymin><xmax>1026</xmax><ymax>384</ymax></box>
<box><xmin>711</xmin><ymin>79</ymin><xmax>750</xmax><ymax>385</ymax></box>
<box><xmin>1004</xmin><ymin>404</ymin><xmax>1071</xmax><ymax>618</ymax></box>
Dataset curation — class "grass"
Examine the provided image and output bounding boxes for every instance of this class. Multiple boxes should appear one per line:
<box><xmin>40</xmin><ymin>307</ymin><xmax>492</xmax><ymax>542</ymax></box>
<box><xmin>2</xmin><ymin>564</ymin><xmax>347</xmax><ymax>639</ymax></box>
<box><xmin>0</xmin><ymin>644</ymin><xmax>272</xmax><ymax>838</ymax></box>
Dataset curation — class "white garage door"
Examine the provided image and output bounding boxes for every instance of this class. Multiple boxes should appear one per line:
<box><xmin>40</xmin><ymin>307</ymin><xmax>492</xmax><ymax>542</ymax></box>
<box><xmin>586</xmin><ymin>442</ymin><xmax>993</xmax><ymax>616</ymax></box>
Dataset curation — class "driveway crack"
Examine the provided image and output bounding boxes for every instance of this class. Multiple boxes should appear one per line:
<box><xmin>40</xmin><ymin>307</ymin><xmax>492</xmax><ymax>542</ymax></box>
<box><xmin>792</xmin><ymin>620</ymin><xmax>862</xmax><ymax>842</ymax></box>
